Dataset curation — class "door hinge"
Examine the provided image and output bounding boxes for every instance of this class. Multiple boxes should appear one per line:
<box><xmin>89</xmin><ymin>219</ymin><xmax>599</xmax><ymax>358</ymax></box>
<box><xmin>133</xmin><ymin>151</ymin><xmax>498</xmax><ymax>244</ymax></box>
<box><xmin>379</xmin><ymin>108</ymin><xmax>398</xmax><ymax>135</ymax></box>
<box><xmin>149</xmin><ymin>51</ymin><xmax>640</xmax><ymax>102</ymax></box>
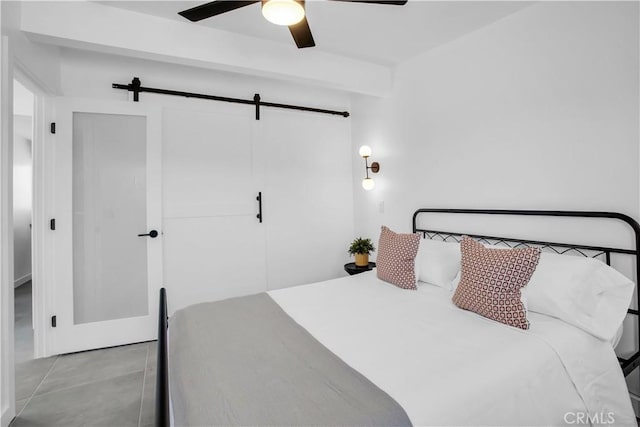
<box><xmin>50</xmin><ymin>218</ymin><xmax>56</xmax><ymax>230</ymax></box>
<box><xmin>50</xmin><ymin>122</ymin><xmax>56</xmax><ymax>134</ymax></box>
<box><xmin>51</xmin><ymin>315</ymin><xmax>57</xmax><ymax>328</ymax></box>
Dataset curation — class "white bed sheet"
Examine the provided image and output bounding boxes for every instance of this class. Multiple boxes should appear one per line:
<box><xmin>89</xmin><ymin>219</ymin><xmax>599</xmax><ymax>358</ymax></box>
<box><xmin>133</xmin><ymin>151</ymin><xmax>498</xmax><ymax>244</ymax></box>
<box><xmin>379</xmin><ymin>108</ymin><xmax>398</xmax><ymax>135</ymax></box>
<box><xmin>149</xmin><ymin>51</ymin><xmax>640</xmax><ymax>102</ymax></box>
<box><xmin>269</xmin><ymin>271</ymin><xmax>635</xmax><ymax>426</ymax></box>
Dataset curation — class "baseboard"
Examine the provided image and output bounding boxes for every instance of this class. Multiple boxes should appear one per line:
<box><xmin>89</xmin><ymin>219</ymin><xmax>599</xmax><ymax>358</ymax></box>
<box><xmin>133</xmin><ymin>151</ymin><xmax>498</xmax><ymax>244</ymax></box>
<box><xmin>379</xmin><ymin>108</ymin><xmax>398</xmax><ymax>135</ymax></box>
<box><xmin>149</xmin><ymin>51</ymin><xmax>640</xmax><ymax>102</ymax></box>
<box><xmin>14</xmin><ymin>273</ymin><xmax>31</xmax><ymax>288</ymax></box>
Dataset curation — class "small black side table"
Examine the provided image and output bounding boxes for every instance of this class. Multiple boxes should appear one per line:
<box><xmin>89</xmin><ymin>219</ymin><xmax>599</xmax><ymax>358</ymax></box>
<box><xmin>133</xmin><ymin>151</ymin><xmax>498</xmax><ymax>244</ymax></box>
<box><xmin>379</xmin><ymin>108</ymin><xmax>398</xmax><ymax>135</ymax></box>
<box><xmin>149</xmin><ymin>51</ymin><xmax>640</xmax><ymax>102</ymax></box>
<box><xmin>344</xmin><ymin>262</ymin><xmax>376</xmax><ymax>276</ymax></box>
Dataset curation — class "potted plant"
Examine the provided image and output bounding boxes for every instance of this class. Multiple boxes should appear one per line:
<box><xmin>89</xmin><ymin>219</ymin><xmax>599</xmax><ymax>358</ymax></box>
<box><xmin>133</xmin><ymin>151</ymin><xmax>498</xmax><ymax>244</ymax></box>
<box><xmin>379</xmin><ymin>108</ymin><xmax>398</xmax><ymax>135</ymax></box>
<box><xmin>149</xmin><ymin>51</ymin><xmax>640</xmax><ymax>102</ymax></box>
<box><xmin>348</xmin><ymin>237</ymin><xmax>375</xmax><ymax>267</ymax></box>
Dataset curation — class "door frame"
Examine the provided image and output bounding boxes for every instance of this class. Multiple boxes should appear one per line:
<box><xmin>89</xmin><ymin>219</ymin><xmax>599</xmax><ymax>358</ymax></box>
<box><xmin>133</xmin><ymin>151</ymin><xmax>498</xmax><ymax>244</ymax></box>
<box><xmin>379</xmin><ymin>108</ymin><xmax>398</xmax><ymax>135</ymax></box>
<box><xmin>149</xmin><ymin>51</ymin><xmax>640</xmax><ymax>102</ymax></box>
<box><xmin>13</xmin><ymin>66</ymin><xmax>51</xmax><ymax>360</ymax></box>
<box><xmin>46</xmin><ymin>98</ymin><xmax>162</xmax><ymax>356</ymax></box>
<box><xmin>1</xmin><ymin>33</ymin><xmax>56</xmax><ymax>424</ymax></box>
<box><xmin>0</xmin><ymin>34</ymin><xmax>15</xmax><ymax>427</ymax></box>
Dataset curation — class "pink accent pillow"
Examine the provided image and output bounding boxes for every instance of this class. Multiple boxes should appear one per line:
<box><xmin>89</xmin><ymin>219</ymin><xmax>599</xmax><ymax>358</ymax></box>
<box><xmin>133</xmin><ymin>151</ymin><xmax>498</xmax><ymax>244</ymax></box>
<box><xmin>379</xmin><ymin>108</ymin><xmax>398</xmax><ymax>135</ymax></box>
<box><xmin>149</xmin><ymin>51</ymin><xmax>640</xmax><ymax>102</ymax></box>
<box><xmin>376</xmin><ymin>226</ymin><xmax>420</xmax><ymax>290</ymax></box>
<box><xmin>452</xmin><ymin>236</ymin><xmax>541</xmax><ymax>329</ymax></box>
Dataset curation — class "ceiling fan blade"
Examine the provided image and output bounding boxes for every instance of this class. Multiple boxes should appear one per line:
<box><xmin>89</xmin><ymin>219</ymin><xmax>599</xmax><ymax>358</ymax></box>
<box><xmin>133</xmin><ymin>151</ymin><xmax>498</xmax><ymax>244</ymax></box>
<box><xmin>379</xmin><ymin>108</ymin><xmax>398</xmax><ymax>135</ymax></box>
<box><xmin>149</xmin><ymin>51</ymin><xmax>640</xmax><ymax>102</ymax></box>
<box><xmin>328</xmin><ymin>0</ymin><xmax>407</xmax><ymax>4</ymax></box>
<box><xmin>289</xmin><ymin>16</ymin><xmax>315</xmax><ymax>49</ymax></box>
<box><xmin>178</xmin><ymin>1</ymin><xmax>260</xmax><ymax>22</ymax></box>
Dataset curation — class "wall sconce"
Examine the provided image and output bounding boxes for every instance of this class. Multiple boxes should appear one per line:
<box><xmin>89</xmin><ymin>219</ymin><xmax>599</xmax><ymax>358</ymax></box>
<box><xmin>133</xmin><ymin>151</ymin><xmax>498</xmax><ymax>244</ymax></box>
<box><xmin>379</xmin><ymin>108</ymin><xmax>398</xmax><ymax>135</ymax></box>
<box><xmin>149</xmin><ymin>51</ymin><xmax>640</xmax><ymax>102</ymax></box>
<box><xmin>359</xmin><ymin>145</ymin><xmax>379</xmax><ymax>191</ymax></box>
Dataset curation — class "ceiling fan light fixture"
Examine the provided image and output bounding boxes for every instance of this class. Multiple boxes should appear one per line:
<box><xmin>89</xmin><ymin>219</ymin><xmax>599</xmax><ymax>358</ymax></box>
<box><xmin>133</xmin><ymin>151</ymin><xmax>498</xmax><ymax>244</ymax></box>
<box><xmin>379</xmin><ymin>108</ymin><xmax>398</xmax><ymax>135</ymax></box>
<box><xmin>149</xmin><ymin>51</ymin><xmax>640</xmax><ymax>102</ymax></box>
<box><xmin>262</xmin><ymin>0</ymin><xmax>305</xmax><ymax>26</ymax></box>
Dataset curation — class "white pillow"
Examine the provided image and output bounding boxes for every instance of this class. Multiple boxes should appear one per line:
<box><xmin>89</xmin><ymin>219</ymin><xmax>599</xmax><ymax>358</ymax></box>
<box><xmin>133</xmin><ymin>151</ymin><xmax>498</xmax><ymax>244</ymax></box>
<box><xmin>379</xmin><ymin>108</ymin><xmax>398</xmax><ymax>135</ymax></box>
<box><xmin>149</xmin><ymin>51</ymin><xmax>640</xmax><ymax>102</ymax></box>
<box><xmin>451</xmin><ymin>248</ymin><xmax>633</xmax><ymax>348</ymax></box>
<box><xmin>522</xmin><ymin>253</ymin><xmax>634</xmax><ymax>341</ymax></box>
<box><xmin>612</xmin><ymin>323</ymin><xmax>624</xmax><ymax>349</ymax></box>
<box><xmin>451</xmin><ymin>270</ymin><xmax>461</xmax><ymax>290</ymax></box>
<box><xmin>416</xmin><ymin>239</ymin><xmax>461</xmax><ymax>290</ymax></box>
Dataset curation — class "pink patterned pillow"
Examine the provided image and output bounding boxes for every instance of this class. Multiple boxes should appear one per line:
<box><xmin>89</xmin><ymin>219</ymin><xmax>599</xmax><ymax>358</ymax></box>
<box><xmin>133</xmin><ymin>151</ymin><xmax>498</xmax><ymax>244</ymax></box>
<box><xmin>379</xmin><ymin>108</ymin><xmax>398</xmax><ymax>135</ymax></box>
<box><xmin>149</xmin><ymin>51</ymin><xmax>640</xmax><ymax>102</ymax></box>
<box><xmin>376</xmin><ymin>226</ymin><xmax>420</xmax><ymax>290</ymax></box>
<box><xmin>452</xmin><ymin>236</ymin><xmax>541</xmax><ymax>329</ymax></box>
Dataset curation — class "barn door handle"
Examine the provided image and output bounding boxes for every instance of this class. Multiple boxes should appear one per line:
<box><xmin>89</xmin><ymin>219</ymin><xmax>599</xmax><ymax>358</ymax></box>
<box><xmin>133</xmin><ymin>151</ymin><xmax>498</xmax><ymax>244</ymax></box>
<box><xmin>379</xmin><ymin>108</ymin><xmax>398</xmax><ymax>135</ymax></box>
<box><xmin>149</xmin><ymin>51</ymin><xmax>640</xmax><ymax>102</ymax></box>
<box><xmin>138</xmin><ymin>230</ymin><xmax>159</xmax><ymax>238</ymax></box>
<box><xmin>256</xmin><ymin>192</ymin><xmax>263</xmax><ymax>223</ymax></box>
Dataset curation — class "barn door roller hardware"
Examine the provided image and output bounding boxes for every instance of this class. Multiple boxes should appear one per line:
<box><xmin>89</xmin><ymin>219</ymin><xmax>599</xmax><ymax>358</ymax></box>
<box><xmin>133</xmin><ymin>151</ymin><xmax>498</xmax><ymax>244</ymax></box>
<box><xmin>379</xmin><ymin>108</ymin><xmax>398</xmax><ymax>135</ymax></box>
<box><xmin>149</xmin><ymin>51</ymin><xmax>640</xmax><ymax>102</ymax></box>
<box><xmin>112</xmin><ymin>77</ymin><xmax>350</xmax><ymax>121</ymax></box>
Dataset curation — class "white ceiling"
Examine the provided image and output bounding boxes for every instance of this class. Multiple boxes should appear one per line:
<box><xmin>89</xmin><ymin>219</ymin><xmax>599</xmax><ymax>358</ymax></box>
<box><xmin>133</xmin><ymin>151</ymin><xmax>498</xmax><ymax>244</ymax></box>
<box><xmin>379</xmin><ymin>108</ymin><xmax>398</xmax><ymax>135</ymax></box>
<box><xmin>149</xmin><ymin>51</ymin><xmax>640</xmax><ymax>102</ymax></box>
<box><xmin>98</xmin><ymin>1</ymin><xmax>534</xmax><ymax>66</ymax></box>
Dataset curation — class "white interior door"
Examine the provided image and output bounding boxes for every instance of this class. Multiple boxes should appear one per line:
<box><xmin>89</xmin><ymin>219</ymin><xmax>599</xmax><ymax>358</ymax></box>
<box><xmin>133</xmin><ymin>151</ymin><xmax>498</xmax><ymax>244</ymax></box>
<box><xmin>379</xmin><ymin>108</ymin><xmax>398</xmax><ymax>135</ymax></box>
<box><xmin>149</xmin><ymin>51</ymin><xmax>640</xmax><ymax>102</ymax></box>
<box><xmin>51</xmin><ymin>98</ymin><xmax>162</xmax><ymax>355</ymax></box>
<box><xmin>262</xmin><ymin>109</ymin><xmax>354</xmax><ymax>290</ymax></box>
<box><xmin>161</xmin><ymin>105</ymin><xmax>266</xmax><ymax>313</ymax></box>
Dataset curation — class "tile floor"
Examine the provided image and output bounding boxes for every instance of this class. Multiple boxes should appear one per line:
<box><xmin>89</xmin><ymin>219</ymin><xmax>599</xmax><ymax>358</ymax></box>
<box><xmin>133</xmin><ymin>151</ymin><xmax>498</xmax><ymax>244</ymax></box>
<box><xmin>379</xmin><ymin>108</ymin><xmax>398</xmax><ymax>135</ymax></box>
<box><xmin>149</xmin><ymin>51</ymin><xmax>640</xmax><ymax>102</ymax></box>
<box><xmin>14</xmin><ymin>282</ymin><xmax>34</xmax><ymax>364</ymax></box>
<box><xmin>12</xmin><ymin>282</ymin><xmax>157</xmax><ymax>427</ymax></box>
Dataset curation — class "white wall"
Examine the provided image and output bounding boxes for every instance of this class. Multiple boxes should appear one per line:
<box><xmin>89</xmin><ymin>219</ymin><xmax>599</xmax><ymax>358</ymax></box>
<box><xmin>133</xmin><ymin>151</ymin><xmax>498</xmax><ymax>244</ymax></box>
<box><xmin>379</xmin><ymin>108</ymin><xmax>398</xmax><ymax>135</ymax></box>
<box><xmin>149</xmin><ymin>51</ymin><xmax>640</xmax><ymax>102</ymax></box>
<box><xmin>13</xmin><ymin>114</ymin><xmax>31</xmax><ymax>287</ymax></box>
<box><xmin>0</xmin><ymin>26</ymin><xmax>15</xmax><ymax>427</ymax></box>
<box><xmin>59</xmin><ymin>48</ymin><xmax>352</xmax><ymax>115</ymax></box>
<box><xmin>352</xmin><ymin>1</ymin><xmax>638</xmax><ymax>242</ymax></box>
<box><xmin>58</xmin><ymin>48</ymin><xmax>354</xmax><ymax>312</ymax></box>
<box><xmin>350</xmin><ymin>0</ymin><xmax>639</xmax><ymax>406</ymax></box>
<box><xmin>1</xmin><ymin>2</ymin><xmax>60</xmax><ymax>94</ymax></box>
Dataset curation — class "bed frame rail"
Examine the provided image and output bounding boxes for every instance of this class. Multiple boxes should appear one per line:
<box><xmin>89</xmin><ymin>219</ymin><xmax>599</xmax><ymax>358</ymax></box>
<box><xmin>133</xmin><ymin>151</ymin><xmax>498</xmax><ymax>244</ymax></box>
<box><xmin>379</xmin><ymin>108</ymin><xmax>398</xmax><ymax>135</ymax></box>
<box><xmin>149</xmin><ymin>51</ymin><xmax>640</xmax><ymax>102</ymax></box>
<box><xmin>412</xmin><ymin>209</ymin><xmax>640</xmax><ymax>377</ymax></box>
<box><xmin>156</xmin><ymin>288</ymin><xmax>170</xmax><ymax>427</ymax></box>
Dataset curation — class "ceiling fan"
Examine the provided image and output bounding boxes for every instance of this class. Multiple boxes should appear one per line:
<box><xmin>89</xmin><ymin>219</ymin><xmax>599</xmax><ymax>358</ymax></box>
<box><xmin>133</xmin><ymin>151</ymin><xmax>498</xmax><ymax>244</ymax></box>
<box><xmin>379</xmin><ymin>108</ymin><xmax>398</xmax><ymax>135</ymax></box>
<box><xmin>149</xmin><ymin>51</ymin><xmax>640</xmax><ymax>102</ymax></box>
<box><xmin>178</xmin><ymin>0</ymin><xmax>408</xmax><ymax>49</ymax></box>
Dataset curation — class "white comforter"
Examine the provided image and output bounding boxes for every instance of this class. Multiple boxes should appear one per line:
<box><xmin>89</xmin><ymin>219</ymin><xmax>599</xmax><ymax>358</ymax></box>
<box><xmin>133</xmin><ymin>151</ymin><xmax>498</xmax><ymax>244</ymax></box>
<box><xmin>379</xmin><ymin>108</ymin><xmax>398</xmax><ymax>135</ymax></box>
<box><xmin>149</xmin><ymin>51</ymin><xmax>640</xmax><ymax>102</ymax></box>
<box><xmin>269</xmin><ymin>271</ymin><xmax>636</xmax><ymax>427</ymax></box>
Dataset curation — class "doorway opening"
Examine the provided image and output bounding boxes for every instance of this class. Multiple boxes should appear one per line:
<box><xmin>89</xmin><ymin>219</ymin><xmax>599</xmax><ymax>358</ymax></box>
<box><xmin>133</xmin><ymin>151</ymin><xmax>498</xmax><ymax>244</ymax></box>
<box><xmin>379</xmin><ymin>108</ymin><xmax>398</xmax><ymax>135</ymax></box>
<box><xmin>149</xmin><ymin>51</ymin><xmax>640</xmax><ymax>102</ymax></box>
<box><xmin>13</xmin><ymin>78</ymin><xmax>34</xmax><ymax>364</ymax></box>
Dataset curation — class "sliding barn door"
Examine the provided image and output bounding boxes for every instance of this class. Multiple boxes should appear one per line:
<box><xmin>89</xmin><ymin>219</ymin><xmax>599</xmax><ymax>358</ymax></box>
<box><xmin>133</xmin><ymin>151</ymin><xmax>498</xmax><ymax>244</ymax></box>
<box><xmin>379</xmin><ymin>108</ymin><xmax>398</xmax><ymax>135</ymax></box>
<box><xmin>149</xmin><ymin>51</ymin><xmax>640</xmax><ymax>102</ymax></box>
<box><xmin>162</xmin><ymin>105</ymin><xmax>267</xmax><ymax>312</ymax></box>
<box><xmin>261</xmin><ymin>109</ymin><xmax>353</xmax><ymax>290</ymax></box>
<box><xmin>51</xmin><ymin>99</ymin><xmax>163</xmax><ymax>355</ymax></box>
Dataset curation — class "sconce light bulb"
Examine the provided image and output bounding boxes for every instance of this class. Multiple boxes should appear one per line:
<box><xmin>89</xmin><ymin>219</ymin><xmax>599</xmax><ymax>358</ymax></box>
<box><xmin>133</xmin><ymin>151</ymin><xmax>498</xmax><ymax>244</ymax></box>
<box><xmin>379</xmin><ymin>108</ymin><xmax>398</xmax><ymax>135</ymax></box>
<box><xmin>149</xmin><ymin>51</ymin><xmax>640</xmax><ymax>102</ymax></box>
<box><xmin>362</xmin><ymin>178</ymin><xmax>375</xmax><ymax>191</ymax></box>
<box><xmin>358</xmin><ymin>145</ymin><xmax>372</xmax><ymax>158</ymax></box>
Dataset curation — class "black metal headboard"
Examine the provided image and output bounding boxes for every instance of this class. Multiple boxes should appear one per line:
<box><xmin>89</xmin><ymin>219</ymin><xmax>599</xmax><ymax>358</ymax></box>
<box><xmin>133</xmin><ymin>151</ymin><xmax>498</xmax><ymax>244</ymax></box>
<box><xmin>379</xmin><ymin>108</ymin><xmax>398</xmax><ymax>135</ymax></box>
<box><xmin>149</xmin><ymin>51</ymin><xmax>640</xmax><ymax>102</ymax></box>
<box><xmin>412</xmin><ymin>208</ymin><xmax>640</xmax><ymax>377</ymax></box>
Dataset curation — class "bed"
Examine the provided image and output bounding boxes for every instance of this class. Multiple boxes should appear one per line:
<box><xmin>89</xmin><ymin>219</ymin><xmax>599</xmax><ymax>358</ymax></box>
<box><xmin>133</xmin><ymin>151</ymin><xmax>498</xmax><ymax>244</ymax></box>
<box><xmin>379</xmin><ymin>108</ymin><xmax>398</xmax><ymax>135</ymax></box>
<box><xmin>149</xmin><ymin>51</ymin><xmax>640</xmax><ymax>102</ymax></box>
<box><xmin>155</xmin><ymin>209</ymin><xmax>640</xmax><ymax>427</ymax></box>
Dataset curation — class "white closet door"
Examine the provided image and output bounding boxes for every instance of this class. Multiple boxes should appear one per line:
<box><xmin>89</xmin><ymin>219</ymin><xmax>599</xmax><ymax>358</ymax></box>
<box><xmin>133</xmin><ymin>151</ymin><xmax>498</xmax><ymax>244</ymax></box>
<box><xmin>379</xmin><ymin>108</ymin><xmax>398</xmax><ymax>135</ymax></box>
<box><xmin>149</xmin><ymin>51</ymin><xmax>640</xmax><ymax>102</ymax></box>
<box><xmin>261</xmin><ymin>109</ymin><xmax>354</xmax><ymax>290</ymax></box>
<box><xmin>162</xmin><ymin>106</ymin><xmax>266</xmax><ymax>312</ymax></box>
